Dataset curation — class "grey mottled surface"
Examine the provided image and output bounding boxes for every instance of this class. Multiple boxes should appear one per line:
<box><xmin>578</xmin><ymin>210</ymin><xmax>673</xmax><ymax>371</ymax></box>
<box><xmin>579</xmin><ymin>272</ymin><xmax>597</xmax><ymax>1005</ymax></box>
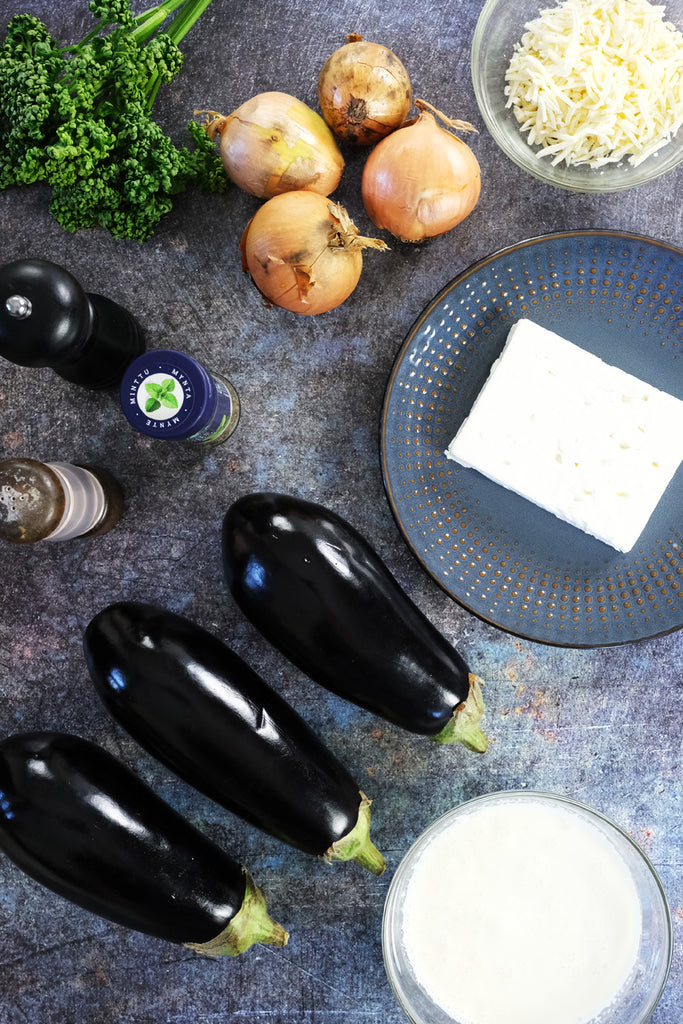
<box><xmin>0</xmin><ymin>1</ymin><xmax>681</xmax><ymax>1021</ymax></box>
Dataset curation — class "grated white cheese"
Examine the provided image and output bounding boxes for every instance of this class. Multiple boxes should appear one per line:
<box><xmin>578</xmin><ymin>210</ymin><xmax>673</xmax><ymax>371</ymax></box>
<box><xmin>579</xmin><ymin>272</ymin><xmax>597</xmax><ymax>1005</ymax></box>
<box><xmin>504</xmin><ymin>0</ymin><xmax>683</xmax><ymax>167</ymax></box>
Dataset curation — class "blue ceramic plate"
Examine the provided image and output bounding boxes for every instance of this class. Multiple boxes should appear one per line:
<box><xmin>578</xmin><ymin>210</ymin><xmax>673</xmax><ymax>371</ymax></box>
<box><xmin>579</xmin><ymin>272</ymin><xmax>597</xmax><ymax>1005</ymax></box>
<box><xmin>381</xmin><ymin>231</ymin><xmax>683</xmax><ymax>647</ymax></box>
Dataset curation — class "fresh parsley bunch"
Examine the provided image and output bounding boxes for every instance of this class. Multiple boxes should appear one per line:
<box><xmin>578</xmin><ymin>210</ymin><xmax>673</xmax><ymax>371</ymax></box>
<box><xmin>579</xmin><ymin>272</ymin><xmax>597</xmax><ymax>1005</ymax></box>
<box><xmin>0</xmin><ymin>0</ymin><xmax>226</xmax><ymax>241</ymax></box>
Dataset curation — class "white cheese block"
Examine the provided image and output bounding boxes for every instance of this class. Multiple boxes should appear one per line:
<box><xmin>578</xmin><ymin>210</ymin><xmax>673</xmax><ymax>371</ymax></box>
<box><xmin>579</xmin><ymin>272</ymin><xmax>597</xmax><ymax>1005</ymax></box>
<box><xmin>445</xmin><ymin>319</ymin><xmax>683</xmax><ymax>552</ymax></box>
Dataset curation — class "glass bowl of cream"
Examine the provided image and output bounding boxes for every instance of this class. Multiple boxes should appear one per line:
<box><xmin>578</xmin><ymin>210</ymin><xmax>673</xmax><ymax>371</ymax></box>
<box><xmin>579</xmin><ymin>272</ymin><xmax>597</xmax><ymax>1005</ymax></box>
<box><xmin>382</xmin><ymin>791</ymin><xmax>672</xmax><ymax>1024</ymax></box>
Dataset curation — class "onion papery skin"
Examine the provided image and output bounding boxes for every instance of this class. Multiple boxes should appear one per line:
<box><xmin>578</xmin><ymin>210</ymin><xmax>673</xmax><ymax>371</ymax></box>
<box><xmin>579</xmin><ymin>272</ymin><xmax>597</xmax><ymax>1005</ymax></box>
<box><xmin>240</xmin><ymin>191</ymin><xmax>387</xmax><ymax>315</ymax></box>
<box><xmin>206</xmin><ymin>92</ymin><xmax>344</xmax><ymax>199</ymax></box>
<box><xmin>317</xmin><ymin>39</ymin><xmax>412</xmax><ymax>145</ymax></box>
<box><xmin>361</xmin><ymin>108</ymin><xmax>481</xmax><ymax>242</ymax></box>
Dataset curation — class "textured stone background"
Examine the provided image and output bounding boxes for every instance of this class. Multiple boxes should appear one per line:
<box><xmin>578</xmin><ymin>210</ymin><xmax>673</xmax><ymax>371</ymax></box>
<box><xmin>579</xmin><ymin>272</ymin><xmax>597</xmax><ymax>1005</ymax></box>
<box><xmin>0</xmin><ymin>0</ymin><xmax>681</xmax><ymax>1021</ymax></box>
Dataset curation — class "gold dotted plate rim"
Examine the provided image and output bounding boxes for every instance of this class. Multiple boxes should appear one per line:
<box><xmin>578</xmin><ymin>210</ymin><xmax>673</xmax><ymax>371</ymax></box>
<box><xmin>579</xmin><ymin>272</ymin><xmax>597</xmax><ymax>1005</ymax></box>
<box><xmin>380</xmin><ymin>230</ymin><xmax>683</xmax><ymax>648</ymax></box>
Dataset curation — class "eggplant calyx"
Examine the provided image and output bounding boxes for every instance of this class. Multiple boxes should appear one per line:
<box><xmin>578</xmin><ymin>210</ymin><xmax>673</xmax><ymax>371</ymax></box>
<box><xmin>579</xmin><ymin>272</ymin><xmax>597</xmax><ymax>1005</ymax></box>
<box><xmin>433</xmin><ymin>673</ymin><xmax>489</xmax><ymax>752</ymax></box>
<box><xmin>184</xmin><ymin>869</ymin><xmax>289</xmax><ymax>957</ymax></box>
<box><xmin>323</xmin><ymin>792</ymin><xmax>386</xmax><ymax>875</ymax></box>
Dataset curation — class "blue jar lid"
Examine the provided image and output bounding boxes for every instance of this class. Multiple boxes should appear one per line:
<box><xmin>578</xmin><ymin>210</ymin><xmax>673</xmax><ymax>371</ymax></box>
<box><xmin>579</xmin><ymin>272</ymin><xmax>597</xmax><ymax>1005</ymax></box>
<box><xmin>120</xmin><ymin>349</ymin><xmax>215</xmax><ymax>440</ymax></box>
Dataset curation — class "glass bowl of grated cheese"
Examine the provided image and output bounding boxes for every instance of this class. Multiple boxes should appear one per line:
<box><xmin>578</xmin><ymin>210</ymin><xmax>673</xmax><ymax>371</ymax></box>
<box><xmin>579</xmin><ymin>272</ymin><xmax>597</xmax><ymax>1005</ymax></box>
<box><xmin>471</xmin><ymin>0</ymin><xmax>683</xmax><ymax>192</ymax></box>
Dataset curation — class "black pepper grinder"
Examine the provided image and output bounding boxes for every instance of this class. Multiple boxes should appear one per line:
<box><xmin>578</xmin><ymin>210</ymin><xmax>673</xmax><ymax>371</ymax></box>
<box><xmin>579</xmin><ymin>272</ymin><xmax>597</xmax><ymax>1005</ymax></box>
<box><xmin>0</xmin><ymin>258</ymin><xmax>145</xmax><ymax>389</ymax></box>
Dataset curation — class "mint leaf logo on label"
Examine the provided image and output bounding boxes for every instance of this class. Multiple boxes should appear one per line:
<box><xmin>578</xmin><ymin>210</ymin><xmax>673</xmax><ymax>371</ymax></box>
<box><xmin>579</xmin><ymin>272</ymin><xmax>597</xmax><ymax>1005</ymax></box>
<box><xmin>137</xmin><ymin>372</ymin><xmax>187</xmax><ymax>423</ymax></box>
<box><xmin>144</xmin><ymin>377</ymin><xmax>180</xmax><ymax>413</ymax></box>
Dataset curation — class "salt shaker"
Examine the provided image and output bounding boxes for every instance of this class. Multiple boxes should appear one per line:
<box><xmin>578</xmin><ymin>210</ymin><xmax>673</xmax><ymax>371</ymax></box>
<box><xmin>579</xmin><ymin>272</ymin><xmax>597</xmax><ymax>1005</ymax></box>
<box><xmin>119</xmin><ymin>349</ymin><xmax>240</xmax><ymax>446</ymax></box>
<box><xmin>0</xmin><ymin>458</ymin><xmax>124</xmax><ymax>544</ymax></box>
<box><xmin>0</xmin><ymin>258</ymin><xmax>145</xmax><ymax>389</ymax></box>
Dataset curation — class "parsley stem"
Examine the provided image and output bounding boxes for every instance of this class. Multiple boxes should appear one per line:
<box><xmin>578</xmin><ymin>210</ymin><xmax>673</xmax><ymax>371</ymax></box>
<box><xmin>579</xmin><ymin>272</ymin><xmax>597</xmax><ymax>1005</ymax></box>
<box><xmin>161</xmin><ymin>0</ymin><xmax>214</xmax><ymax>46</ymax></box>
<box><xmin>142</xmin><ymin>0</ymin><xmax>214</xmax><ymax>110</ymax></box>
<box><xmin>131</xmin><ymin>0</ymin><xmax>192</xmax><ymax>45</ymax></box>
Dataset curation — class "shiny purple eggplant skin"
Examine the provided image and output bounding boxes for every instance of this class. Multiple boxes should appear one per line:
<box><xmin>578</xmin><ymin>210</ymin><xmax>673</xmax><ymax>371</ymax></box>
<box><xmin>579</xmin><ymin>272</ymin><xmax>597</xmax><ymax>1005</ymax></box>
<box><xmin>83</xmin><ymin>602</ymin><xmax>364</xmax><ymax>857</ymax></box>
<box><xmin>221</xmin><ymin>492</ymin><xmax>471</xmax><ymax>735</ymax></box>
<box><xmin>0</xmin><ymin>731</ymin><xmax>247</xmax><ymax>945</ymax></box>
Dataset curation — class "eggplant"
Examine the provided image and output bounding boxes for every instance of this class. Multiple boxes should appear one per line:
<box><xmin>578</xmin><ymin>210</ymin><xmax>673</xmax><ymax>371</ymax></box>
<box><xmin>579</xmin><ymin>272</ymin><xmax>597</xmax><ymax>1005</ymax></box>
<box><xmin>221</xmin><ymin>492</ymin><xmax>488</xmax><ymax>751</ymax></box>
<box><xmin>83</xmin><ymin>602</ymin><xmax>385</xmax><ymax>875</ymax></box>
<box><xmin>0</xmin><ymin>731</ymin><xmax>288</xmax><ymax>956</ymax></box>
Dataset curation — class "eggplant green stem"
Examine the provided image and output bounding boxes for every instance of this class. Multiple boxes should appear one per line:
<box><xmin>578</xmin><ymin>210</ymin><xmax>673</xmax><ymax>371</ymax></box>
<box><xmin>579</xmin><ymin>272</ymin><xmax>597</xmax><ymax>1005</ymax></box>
<box><xmin>324</xmin><ymin>792</ymin><xmax>386</xmax><ymax>875</ymax></box>
<box><xmin>184</xmin><ymin>869</ymin><xmax>289</xmax><ymax>957</ymax></box>
<box><xmin>433</xmin><ymin>673</ymin><xmax>489</xmax><ymax>751</ymax></box>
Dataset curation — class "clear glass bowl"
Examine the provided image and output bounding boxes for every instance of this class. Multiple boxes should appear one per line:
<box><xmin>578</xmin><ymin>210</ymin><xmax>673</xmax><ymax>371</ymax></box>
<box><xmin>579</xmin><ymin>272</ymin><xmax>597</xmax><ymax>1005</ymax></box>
<box><xmin>382</xmin><ymin>791</ymin><xmax>673</xmax><ymax>1024</ymax></box>
<box><xmin>471</xmin><ymin>0</ymin><xmax>683</xmax><ymax>192</ymax></box>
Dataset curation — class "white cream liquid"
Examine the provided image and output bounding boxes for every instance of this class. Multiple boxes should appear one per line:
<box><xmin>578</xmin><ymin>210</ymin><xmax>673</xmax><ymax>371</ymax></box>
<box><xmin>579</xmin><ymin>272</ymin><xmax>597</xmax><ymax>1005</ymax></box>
<box><xmin>401</xmin><ymin>798</ymin><xmax>642</xmax><ymax>1024</ymax></box>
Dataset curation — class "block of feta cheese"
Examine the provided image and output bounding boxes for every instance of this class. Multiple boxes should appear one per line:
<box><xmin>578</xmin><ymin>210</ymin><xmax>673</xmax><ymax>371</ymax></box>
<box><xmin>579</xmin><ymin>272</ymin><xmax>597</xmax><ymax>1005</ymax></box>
<box><xmin>445</xmin><ymin>319</ymin><xmax>683</xmax><ymax>552</ymax></box>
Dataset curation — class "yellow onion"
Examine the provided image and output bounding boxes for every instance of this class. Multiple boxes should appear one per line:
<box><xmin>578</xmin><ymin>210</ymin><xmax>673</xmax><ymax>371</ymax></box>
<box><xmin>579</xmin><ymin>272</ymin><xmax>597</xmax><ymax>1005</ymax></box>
<box><xmin>318</xmin><ymin>34</ymin><xmax>412</xmax><ymax>145</ymax></box>
<box><xmin>240</xmin><ymin>191</ymin><xmax>388</xmax><ymax>315</ymax></box>
<box><xmin>199</xmin><ymin>92</ymin><xmax>344</xmax><ymax>199</ymax></box>
<box><xmin>361</xmin><ymin>99</ymin><xmax>481</xmax><ymax>243</ymax></box>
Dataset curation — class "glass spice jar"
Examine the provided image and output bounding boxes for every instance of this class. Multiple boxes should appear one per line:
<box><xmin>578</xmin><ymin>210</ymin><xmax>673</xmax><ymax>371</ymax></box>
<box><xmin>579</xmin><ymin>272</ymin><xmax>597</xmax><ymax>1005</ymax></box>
<box><xmin>0</xmin><ymin>459</ymin><xmax>124</xmax><ymax>544</ymax></box>
<box><xmin>119</xmin><ymin>349</ymin><xmax>240</xmax><ymax>446</ymax></box>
